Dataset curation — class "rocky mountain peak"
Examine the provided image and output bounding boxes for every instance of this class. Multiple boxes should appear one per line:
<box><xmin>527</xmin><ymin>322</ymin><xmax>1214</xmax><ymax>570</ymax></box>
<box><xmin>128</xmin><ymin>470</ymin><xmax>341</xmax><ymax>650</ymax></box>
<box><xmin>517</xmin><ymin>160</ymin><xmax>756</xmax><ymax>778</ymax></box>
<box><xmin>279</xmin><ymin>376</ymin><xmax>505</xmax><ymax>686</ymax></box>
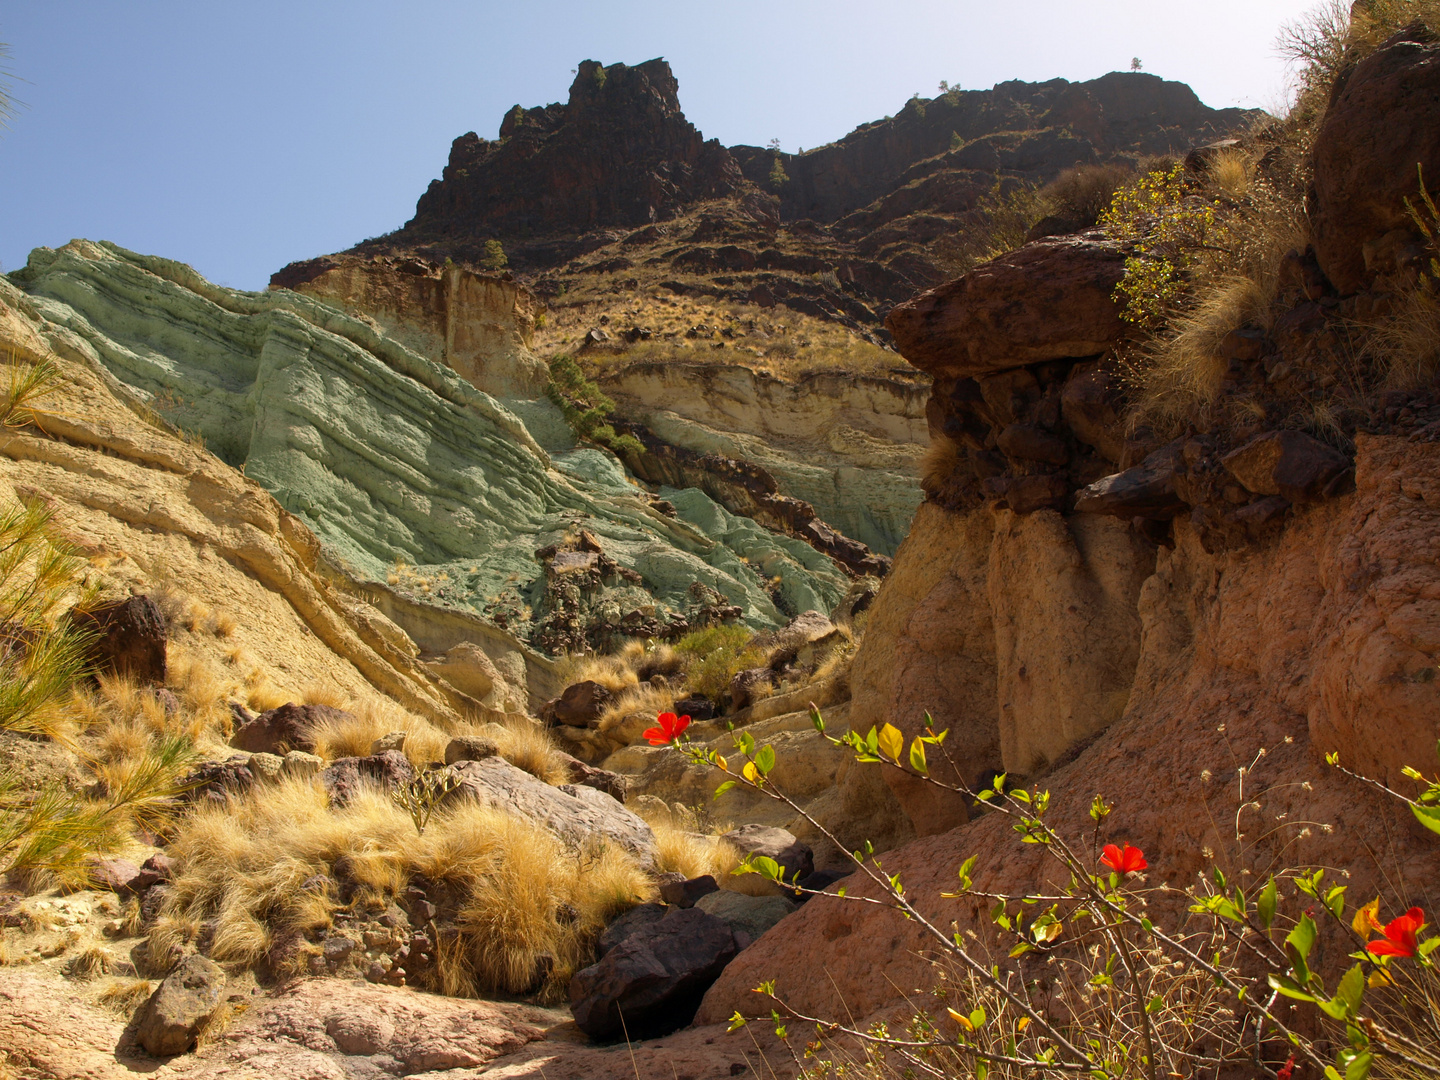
<box><xmin>406</xmin><ymin>57</ymin><xmax>743</xmax><ymax>244</ymax></box>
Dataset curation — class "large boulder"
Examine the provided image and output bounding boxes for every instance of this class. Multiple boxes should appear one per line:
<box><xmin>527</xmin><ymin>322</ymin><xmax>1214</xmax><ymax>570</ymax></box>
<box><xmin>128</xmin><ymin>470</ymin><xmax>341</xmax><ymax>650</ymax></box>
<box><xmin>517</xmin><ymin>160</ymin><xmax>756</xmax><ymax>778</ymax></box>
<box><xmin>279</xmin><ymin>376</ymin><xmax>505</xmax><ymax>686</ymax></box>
<box><xmin>1220</xmin><ymin>430</ymin><xmax>1352</xmax><ymax>503</ymax></box>
<box><xmin>1074</xmin><ymin>442</ymin><xmax>1188</xmax><ymax>519</ymax></box>
<box><xmin>443</xmin><ymin>756</ymin><xmax>657</xmax><ymax>869</ymax></box>
<box><xmin>885</xmin><ymin>234</ymin><xmax>1127</xmax><ymax>380</ymax></box>
<box><xmin>69</xmin><ymin>596</ymin><xmax>167</xmax><ymax>684</ymax></box>
<box><xmin>1311</xmin><ymin>28</ymin><xmax>1440</xmax><ymax>295</ymax></box>
<box><xmin>546</xmin><ymin>681</ymin><xmax>612</xmax><ymax>728</ymax></box>
<box><xmin>136</xmin><ymin>954</ymin><xmax>225</xmax><ymax>1057</ymax></box>
<box><xmin>569</xmin><ymin>906</ymin><xmax>741</xmax><ymax>1040</ymax></box>
<box><xmin>229</xmin><ymin>702</ymin><xmax>350</xmax><ymax>756</ymax></box>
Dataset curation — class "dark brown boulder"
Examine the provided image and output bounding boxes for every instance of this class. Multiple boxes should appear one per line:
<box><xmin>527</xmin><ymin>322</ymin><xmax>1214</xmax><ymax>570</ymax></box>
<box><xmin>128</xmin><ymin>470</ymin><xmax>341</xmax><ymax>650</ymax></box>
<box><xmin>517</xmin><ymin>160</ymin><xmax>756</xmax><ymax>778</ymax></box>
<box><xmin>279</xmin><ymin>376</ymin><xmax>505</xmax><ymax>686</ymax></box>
<box><xmin>556</xmin><ymin>751</ymin><xmax>628</xmax><ymax>802</ymax></box>
<box><xmin>984</xmin><ymin>474</ymin><xmax>1070</xmax><ymax>515</ymax></box>
<box><xmin>1311</xmin><ymin>27</ymin><xmax>1440</xmax><ymax>294</ymax></box>
<box><xmin>885</xmin><ymin>234</ymin><xmax>1127</xmax><ymax>380</ymax></box>
<box><xmin>547</xmin><ymin>681</ymin><xmax>612</xmax><ymax>728</ymax></box>
<box><xmin>596</xmin><ymin>902</ymin><xmax>667</xmax><ymax>957</ymax></box>
<box><xmin>997</xmin><ymin>423</ymin><xmax>1070</xmax><ymax>466</ymax></box>
<box><xmin>569</xmin><ymin>906</ymin><xmax>741</xmax><ymax>1039</ymax></box>
<box><xmin>659</xmin><ymin>874</ymin><xmax>720</xmax><ymax>908</ymax></box>
<box><xmin>69</xmin><ymin>596</ymin><xmax>167</xmax><ymax>684</ymax></box>
<box><xmin>229</xmin><ymin>702</ymin><xmax>347</xmax><ymax>755</ymax></box>
<box><xmin>1061</xmin><ymin>363</ymin><xmax>1127</xmax><ymax>463</ymax></box>
<box><xmin>1220</xmin><ymin>430</ymin><xmax>1352</xmax><ymax>503</ymax></box>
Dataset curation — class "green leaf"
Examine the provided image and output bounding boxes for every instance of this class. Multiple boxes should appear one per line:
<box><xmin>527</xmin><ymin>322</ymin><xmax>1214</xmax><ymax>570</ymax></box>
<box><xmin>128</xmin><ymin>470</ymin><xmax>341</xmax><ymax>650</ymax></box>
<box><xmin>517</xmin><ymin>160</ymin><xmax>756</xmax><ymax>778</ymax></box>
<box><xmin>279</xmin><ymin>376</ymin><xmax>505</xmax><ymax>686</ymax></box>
<box><xmin>1288</xmin><ymin>913</ymin><xmax>1318</xmax><ymax>962</ymax></box>
<box><xmin>1419</xmin><ymin>936</ymin><xmax>1440</xmax><ymax>957</ymax></box>
<box><xmin>810</xmin><ymin>705</ymin><xmax>825</xmax><ymax>733</ymax></box>
<box><xmin>1322</xmin><ymin>965</ymin><xmax>1364</xmax><ymax>1022</ymax></box>
<box><xmin>908</xmin><ymin>736</ymin><xmax>928</xmax><ymax>775</ymax></box>
<box><xmin>969</xmin><ymin>1007</ymin><xmax>986</xmax><ymax>1030</ymax></box>
<box><xmin>714</xmin><ymin>780</ymin><xmax>737</xmax><ymax>799</ymax></box>
<box><xmin>1269</xmin><ymin>974</ymin><xmax>1318</xmax><ymax>1004</ymax></box>
<box><xmin>1009</xmin><ymin>942</ymin><xmax>1034</xmax><ymax>958</ymax></box>
<box><xmin>957</xmin><ymin>855</ymin><xmax>977</xmax><ymax>888</ymax></box>
<box><xmin>1258</xmin><ymin>877</ymin><xmax>1278</xmax><ymax>930</ymax></box>
<box><xmin>864</xmin><ymin>727</ymin><xmax>879</xmax><ymax>754</ymax></box>
<box><xmin>753</xmin><ymin>855</ymin><xmax>781</xmax><ymax>880</ymax></box>
<box><xmin>1411</xmin><ymin>803</ymin><xmax>1440</xmax><ymax>836</ymax></box>
<box><xmin>1145</xmin><ymin>995</ymin><xmax>1163</xmax><ymax>1014</ymax></box>
<box><xmin>1326</xmin><ymin>885</ymin><xmax>1348</xmax><ymax>919</ymax></box>
<box><xmin>755</xmin><ymin>744</ymin><xmax>776</xmax><ymax>776</ymax></box>
<box><xmin>728</xmin><ymin>1011</ymin><xmax>748</xmax><ymax>1032</ymax></box>
<box><xmin>1345</xmin><ymin>1052</ymin><xmax>1373</xmax><ymax>1080</ymax></box>
<box><xmin>877</xmin><ymin>723</ymin><xmax>904</xmax><ymax>763</ymax></box>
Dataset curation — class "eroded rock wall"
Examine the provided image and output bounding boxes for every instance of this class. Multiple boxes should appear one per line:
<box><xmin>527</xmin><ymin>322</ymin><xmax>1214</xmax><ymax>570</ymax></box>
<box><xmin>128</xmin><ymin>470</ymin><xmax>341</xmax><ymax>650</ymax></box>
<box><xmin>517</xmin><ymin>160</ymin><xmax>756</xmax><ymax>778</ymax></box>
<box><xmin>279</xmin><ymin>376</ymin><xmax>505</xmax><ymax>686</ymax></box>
<box><xmin>699</xmin><ymin>432</ymin><xmax>1440</xmax><ymax>1026</ymax></box>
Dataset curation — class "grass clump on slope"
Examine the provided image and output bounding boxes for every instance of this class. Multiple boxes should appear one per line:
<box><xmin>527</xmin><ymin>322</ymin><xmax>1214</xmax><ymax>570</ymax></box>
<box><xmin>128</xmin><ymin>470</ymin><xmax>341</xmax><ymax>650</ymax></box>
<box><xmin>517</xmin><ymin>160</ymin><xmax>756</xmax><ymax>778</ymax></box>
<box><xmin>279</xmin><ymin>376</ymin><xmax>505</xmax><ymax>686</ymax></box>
<box><xmin>150</xmin><ymin>778</ymin><xmax>649</xmax><ymax>1001</ymax></box>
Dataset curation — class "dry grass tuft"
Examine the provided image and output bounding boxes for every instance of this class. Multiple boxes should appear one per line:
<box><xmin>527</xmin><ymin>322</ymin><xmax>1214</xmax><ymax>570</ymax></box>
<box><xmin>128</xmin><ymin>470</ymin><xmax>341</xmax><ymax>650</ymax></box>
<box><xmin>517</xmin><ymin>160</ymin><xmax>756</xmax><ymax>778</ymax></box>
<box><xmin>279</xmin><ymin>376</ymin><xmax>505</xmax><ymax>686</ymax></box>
<box><xmin>94</xmin><ymin>976</ymin><xmax>155</xmax><ymax>1017</ymax></box>
<box><xmin>65</xmin><ymin>944</ymin><xmax>116</xmax><ymax>980</ymax></box>
<box><xmin>596</xmin><ymin>683</ymin><xmax>677</xmax><ymax>736</ymax></box>
<box><xmin>300</xmin><ymin>682</ymin><xmax>350</xmax><ymax>710</ymax></box>
<box><xmin>305</xmin><ymin>697</ymin><xmax>451</xmax><ymax>767</ymax></box>
<box><xmin>919</xmin><ymin>434</ymin><xmax>962</xmax><ymax>496</ymax></box>
<box><xmin>155</xmin><ymin>779</ymin><xmax>651</xmax><ymax>1000</ymax></box>
<box><xmin>482</xmin><ymin>715</ymin><xmax>570</xmax><ymax>784</ymax></box>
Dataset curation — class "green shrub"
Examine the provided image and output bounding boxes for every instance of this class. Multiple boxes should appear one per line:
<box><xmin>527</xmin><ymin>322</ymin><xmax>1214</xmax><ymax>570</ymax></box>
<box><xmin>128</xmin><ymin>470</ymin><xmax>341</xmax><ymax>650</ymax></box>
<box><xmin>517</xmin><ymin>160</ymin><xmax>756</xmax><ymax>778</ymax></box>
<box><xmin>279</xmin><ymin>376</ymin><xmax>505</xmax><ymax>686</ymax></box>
<box><xmin>545</xmin><ymin>355</ymin><xmax>642</xmax><ymax>459</ymax></box>
<box><xmin>480</xmin><ymin>239</ymin><xmax>508</xmax><ymax>271</ymax></box>
<box><xmin>674</xmin><ymin>625</ymin><xmax>765</xmax><ymax>704</ymax></box>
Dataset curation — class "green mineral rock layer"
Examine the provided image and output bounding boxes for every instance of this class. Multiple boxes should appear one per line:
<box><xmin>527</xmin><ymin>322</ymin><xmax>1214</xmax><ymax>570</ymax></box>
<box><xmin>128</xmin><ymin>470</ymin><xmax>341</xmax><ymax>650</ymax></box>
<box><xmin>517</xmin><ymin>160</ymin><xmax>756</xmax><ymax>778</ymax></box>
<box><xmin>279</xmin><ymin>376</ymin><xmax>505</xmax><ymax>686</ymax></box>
<box><xmin>11</xmin><ymin>242</ymin><xmax>849</xmax><ymax>647</ymax></box>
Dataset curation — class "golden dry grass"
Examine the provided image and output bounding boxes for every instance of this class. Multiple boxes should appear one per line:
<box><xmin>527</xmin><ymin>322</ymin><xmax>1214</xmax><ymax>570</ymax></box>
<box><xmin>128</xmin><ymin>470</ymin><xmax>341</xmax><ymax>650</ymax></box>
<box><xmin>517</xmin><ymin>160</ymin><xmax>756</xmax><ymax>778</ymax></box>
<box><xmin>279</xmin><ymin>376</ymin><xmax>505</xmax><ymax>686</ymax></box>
<box><xmin>596</xmin><ymin>683</ymin><xmax>677</xmax><ymax>737</ymax></box>
<box><xmin>153</xmin><ymin>779</ymin><xmax>650</xmax><ymax>999</ymax></box>
<box><xmin>483</xmin><ymin>715</ymin><xmax>570</xmax><ymax>784</ymax></box>
<box><xmin>919</xmin><ymin>434</ymin><xmax>962</xmax><ymax>496</ymax></box>
<box><xmin>94</xmin><ymin>976</ymin><xmax>155</xmax><ymax>1018</ymax></box>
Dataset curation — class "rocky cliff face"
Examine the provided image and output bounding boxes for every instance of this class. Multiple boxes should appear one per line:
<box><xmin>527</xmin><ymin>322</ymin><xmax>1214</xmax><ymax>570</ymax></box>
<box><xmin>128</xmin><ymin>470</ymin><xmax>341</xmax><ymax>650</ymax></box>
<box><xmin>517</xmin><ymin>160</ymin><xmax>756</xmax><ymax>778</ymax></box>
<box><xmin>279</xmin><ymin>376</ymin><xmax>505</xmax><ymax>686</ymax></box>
<box><xmin>694</xmin><ymin>25</ymin><xmax>1440</xmax><ymax>1033</ymax></box>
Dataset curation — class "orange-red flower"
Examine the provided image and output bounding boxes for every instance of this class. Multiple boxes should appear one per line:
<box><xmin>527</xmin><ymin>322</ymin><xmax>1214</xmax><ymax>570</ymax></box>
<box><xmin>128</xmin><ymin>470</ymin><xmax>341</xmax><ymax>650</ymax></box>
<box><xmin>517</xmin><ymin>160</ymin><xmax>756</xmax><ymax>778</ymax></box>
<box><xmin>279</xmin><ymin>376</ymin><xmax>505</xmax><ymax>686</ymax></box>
<box><xmin>642</xmin><ymin>711</ymin><xmax>691</xmax><ymax>746</ymax></box>
<box><xmin>1367</xmin><ymin>907</ymin><xmax>1425</xmax><ymax>958</ymax></box>
<box><xmin>1276</xmin><ymin>1053</ymin><xmax>1296</xmax><ymax>1080</ymax></box>
<box><xmin>1100</xmin><ymin>843</ymin><xmax>1148</xmax><ymax>874</ymax></box>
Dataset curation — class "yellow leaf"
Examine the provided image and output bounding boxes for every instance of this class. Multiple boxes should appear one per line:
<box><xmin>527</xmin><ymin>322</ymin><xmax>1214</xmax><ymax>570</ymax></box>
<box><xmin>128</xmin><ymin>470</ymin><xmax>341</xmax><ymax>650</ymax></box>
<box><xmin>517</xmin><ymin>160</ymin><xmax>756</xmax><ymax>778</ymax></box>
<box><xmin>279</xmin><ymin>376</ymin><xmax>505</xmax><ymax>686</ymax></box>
<box><xmin>1369</xmin><ymin>968</ymin><xmax>1393</xmax><ymax>988</ymax></box>
<box><xmin>946</xmin><ymin>1007</ymin><xmax>973</xmax><ymax>1031</ymax></box>
<box><xmin>1017</xmin><ymin>1017</ymin><xmax>1031</xmax><ymax>1032</ymax></box>
<box><xmin>1034</xmin><ymin>921</ymin><xmax>1063</xmax><ymax>944</ymax></box>
<box><xmin>877</xmin><ymin>723</ymin><xmax>904</xmax><ymax>763</ymax></box>
<box><xmin>742</xmin><ymin>761</ymin><xmax>759</xmax><ymax>784</ymax></box>
<box><xmin>1354</xmin><ymin>897</ymin><xmax>1382</xmax><ymax>936</ymax></box>
<box><xmin>715</xmin><ymin>754</ymin><xmax>729</xmax><ymax>772</ymax></box>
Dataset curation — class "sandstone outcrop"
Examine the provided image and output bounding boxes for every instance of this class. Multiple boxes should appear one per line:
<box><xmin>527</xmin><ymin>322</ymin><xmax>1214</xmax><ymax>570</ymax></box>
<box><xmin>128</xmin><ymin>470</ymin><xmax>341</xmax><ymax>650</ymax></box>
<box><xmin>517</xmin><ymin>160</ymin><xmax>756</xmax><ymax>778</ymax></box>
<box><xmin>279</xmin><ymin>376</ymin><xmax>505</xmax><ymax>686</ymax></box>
<box><xmin>600</xmin><ymin>361</ymin><xmax>928</xmax><ymax>556</ymax></box>
<box><xmin>886</xmin><ymin>234</ymin><xmax>1128</xmax><ymax>379</ymax></box>
<box><xmin>272</xmin><ymin>253</ymin><xmax>551</xmax><ymax>399</ymax></box>
<box><xmin>1311</xmin><ymin>27</ymin><xmax>1440</xmax><ymax>294</ymax></box>
<box><xmin>697</xmin><ymin>433</ymin><xmax>1440</xmax><ymax>1028</ymax></box>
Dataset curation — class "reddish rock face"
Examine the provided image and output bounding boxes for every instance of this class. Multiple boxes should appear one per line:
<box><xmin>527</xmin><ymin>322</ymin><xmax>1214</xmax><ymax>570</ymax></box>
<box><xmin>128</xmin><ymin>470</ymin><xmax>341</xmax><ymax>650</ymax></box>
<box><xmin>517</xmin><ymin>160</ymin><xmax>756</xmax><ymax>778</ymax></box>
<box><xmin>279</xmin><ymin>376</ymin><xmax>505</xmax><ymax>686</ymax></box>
<box><xmin>885</xmin><ymin>234</ymin><xmax>1128</xmax><ymax>380</ymax></box>
<box><xmin>1311</xmin><ymin>28</ymin><xmax>1440</xmax><ymax>295</ymax></box>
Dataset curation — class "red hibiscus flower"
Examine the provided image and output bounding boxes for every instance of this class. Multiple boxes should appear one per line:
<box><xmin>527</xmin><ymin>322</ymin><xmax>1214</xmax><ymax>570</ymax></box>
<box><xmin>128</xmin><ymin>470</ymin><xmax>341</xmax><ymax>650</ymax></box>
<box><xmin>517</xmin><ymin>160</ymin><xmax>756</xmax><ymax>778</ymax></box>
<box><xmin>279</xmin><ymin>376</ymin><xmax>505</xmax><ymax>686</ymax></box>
<box><xmin>1100</xmin><ymin>843</ymin><xmax>1148</xmax><ymax>874</ymax></box>
<box><xmin>642</xmin><ymin>711</ymin><xmax>691</xmax><ymax>746</ymax></box>
<box><xmin>1367</xmin><ymin>907</ymin><xmax>1426</xmax><ymax>958</ymax></box>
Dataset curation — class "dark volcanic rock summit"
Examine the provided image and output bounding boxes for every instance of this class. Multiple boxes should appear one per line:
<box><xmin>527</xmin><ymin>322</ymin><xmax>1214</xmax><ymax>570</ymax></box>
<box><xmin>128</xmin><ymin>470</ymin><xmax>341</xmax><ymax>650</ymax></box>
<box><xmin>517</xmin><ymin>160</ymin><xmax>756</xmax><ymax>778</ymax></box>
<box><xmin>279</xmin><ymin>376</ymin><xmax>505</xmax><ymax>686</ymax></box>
<box><xmin>408</xmin><ymin>59</ymin><xmax>746</xmax><ymax>245</ymax></box>
<box><xmin>279</xmin><ymin>58</ymin><xmax>1259</xmax><ymax>327</ymax></box>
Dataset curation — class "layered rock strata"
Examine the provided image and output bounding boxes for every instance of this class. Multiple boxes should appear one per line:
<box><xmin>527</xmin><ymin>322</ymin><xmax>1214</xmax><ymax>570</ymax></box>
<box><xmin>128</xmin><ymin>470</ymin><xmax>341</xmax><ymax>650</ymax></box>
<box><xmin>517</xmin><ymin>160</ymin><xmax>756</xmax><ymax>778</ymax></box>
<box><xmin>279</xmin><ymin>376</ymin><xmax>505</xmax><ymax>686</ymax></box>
<box><xmin>8</xmin><ymin>241</ymin><xmax>850</xmax><ymax>650</ymax></box>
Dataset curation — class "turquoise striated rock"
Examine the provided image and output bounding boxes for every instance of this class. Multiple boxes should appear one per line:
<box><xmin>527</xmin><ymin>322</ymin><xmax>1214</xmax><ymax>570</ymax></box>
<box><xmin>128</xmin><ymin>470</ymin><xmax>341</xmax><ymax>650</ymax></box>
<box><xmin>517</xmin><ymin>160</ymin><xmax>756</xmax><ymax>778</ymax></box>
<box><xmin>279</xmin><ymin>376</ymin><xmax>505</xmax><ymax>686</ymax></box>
<box><xmin>12</xmin><ymin>241</ymin><xmax>848</xmax><ymax>646</ymax></box>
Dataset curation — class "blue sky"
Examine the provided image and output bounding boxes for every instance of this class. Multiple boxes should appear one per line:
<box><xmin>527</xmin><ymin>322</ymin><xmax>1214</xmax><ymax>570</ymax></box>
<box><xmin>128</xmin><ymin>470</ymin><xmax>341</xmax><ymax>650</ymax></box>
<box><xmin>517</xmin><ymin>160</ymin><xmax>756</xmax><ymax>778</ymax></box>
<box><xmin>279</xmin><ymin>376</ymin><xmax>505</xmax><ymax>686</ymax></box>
<box><xmin>1</xmin><ymin>1</ymin><xmax>1321</xmax><ymax>291</ymax></box>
